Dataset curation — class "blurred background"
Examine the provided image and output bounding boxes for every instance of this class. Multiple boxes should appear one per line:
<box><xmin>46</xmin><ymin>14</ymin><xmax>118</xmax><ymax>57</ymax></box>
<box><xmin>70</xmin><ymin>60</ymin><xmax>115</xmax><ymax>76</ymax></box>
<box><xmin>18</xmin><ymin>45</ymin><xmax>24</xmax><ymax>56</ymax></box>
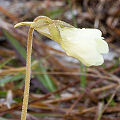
<box><xmin>0</xmin><ymin>0</ymin><xmax>120</xmax><ymax>120</ymax></box>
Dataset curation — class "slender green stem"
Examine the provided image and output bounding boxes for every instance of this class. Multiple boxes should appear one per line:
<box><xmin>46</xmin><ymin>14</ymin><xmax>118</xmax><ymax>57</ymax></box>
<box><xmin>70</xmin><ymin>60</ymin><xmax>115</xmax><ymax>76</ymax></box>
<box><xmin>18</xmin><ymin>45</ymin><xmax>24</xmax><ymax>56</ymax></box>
<box><xmin>68</xmin><ymin>0</ymin><xmax>77</xmax><ymax>27</ymax></box>
<box><xmin>21</xmin><ymin>27</ymin><xmax>34</xmax><ymax>120</ymax></box>
<box><xmin>68</xmin><ymin>0</ymin><xmax>87</xmax><ymax>88</ymax></box>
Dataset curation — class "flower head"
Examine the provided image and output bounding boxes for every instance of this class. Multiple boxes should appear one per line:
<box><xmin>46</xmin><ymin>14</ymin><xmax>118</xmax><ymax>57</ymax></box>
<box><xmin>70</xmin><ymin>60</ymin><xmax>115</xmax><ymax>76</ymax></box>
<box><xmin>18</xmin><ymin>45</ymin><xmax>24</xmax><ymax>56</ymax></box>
<box><xmin>14</xmin><ymin>16</ymin><xmax>109</xmax><ymax>66</ymax></box>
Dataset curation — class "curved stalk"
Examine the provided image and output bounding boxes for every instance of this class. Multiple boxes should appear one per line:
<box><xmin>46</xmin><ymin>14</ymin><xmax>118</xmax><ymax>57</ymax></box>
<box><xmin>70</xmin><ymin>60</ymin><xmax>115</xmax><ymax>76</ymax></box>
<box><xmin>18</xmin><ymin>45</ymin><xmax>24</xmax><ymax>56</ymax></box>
<box><xmin>14</xmin><ymin>22</ymin><xmax>34</xmax><ymax>28</ymax></box>
<box><xmin>21</xmin><ymin>27</ymin><xmax>34</xmax><ymax>120</ymax></box>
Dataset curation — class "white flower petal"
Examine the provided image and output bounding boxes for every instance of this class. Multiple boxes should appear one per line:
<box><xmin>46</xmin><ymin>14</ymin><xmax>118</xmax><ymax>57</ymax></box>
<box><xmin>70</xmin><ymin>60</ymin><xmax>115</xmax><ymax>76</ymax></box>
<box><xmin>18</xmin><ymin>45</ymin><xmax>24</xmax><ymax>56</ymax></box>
<box><xmin>60</xmin><ymin>39</ymin><xmax>104</xmax><ymax>66</ymax></box>
<box><xmin>95</xmin><ymin>38</ymin><xmax>109</xmax><ymax>54</ymax></box>
<box><xmin>59</xmin><ymin>27</ymin><xmax>109</xmax><ymax>66</ymax></box>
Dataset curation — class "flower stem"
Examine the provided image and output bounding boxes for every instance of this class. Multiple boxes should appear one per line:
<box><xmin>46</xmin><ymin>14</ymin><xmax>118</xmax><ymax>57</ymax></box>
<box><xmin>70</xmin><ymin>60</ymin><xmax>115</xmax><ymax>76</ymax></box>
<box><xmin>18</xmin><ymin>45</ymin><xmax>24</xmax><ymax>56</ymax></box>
<box><xmin>21</xmin><ymin>27</ymin><xmax>34</xmax><ymax>120</ymax></box>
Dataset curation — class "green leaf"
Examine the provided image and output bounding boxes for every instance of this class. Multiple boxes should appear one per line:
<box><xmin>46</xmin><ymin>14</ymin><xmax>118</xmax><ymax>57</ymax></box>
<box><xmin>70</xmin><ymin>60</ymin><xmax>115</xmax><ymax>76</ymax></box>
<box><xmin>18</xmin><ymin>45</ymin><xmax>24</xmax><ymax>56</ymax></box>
<box><xmin>0</xmin><ymin>91</ymin><xmax>7</xmax><ymax>97</ymax></box>
<box><xmin>3</xmin><ymin>30</ymin><xmax>26</xmax><ymax>60</ymax></box>
<box><xmin>0</xmin><ymin>74</ymin><xmax>25</xmax><ymax>86</ymax></box>
<box><xmin>35</xmin><ymin>60</ymin><xmax>59</xmax><ymax>97</ymax></box>
<box><xmin>36</xmin><ymin>60</ymin><xmax>57</xmax><ymax>91</ymax></box>
<box><xmin>0</xmin><ymin>57</ymin><xmax>14</xmax><ymax>69</ymax></box>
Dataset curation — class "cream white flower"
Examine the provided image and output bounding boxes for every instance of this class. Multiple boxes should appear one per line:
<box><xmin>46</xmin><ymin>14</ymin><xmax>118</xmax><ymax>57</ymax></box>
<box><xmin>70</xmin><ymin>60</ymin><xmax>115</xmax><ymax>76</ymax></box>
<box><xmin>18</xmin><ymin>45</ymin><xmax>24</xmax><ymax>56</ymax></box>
<box><xmin>14</xmin><ymin>16</ymin><xmax>109</xmax><ymax>66</ymax></box>
<box><xmin>58</xmin><ymin>27</ymin><xmax>109</xmax><ymax>66</ymax></box>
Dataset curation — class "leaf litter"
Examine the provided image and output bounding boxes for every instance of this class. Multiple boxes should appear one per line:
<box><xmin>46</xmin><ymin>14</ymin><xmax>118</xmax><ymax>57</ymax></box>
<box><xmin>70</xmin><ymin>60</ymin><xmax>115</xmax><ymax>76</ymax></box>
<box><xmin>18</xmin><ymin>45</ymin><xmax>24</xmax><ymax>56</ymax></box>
<box><xmin>0</xmin><ymin>0</ymin><xmax>120</xmax><ymax>120</ymax></box>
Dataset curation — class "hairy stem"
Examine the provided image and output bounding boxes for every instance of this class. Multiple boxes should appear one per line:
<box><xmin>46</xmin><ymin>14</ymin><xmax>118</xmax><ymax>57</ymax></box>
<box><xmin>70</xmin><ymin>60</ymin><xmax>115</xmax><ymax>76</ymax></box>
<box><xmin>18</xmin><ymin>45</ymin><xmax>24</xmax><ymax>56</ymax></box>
<box><xmin>21</xmin><ymin>27</ymin><xmax>34</xmax><ymax>120</ymax></box>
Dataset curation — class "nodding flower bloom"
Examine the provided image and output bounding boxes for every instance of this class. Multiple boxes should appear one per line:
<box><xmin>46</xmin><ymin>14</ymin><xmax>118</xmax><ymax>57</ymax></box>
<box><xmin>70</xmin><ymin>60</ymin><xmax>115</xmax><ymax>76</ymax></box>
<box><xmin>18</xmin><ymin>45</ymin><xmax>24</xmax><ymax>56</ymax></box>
<box><xmin>58</xmin><ymin>28</ymin><xmax>109</xmax><ymax>66</ymax></box>
<box><xmin>15</xmin><ymin>16</ymin><xmax>109</xmax><ymax>66</ymax></box>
